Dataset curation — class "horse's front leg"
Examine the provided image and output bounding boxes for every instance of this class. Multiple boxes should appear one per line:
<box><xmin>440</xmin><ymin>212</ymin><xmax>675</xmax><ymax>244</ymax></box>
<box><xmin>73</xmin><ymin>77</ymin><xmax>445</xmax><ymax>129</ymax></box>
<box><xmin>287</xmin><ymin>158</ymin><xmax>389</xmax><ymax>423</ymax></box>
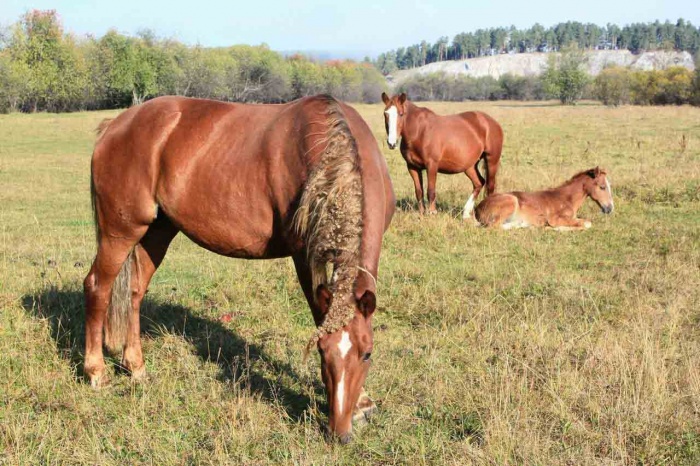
<box><xmin>407</xmin><ymin>166</ymin><xmax>425</xmax><ymax>214</ymax></box>
<box><xmin>426</xmin><ymin>164</ymin><xmax>438</xmax><ymax>215</ymax></box>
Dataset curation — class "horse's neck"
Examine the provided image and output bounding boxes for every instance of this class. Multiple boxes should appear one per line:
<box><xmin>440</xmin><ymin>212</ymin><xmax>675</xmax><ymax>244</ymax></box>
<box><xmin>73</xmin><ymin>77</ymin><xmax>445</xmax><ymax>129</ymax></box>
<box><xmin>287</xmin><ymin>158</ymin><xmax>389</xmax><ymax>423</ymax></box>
<box><xmin>555</xmin><ymin>178</ymin><xmax>588</xmax><ymax>212</ymax></box>
<box><xmin>402</xmin><ymin>103</ymin><xmax>431</xmax><ymax>142</ymax></box>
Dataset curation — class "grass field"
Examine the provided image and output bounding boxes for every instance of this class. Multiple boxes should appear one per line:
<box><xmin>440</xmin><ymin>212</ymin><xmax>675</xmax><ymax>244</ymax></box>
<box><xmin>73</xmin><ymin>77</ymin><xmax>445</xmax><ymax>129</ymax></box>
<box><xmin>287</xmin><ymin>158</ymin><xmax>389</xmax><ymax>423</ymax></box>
<box><xmin>1</xmin><ymin>101</ymin><xmax>699</xmax><ymax>465</ymax></box>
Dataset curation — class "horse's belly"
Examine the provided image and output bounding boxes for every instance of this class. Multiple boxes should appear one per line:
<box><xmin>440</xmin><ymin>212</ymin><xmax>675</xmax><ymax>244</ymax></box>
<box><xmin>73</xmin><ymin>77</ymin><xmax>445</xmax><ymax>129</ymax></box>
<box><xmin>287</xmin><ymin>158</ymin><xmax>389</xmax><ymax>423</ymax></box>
<box><xmin>178</xmin><ymin>220</ymin><xmax>290</xmax><ymax>259</ymax></box>
<box><xmin>160</xmin><ymin>193</ymin><xmax>294</xmax><ymax>260</ymax></box>
<box><xmin>438</xmin><ymin>147</ymin><xmax>482</xmax><ymax>174</ymax></box>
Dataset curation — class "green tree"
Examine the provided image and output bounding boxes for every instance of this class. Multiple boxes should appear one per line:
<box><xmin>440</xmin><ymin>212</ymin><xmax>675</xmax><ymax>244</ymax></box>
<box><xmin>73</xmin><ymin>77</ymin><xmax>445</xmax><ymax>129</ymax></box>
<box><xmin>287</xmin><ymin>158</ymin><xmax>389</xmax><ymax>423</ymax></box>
<box><xmin>542</xmin><ymin>44</ymin><xmax>589</xmax><ymax>104</ymax></box>
<box><xmin>594</xmin><ymin>66</ymin><xmax>631</xmax><ymax>106</ymax></box>
<box><xmin>691</xmin><ymin>56</ymin><xmax>700</xmax><ymax>106</ymax></box>
<box><xmin>94</xmin><ymin>30</ymin><xmax>158</xmax><ymax>107</ymax></box>
<box><xmin>656</xmin><ymin>66</ymin><xmax>693</xmax><ymax>104</ymax></box>
<box><xmin>288</xmin><ymin>55</ymin><xmax>325</xmax><ymax>98</ymax></box>
<box><xmin>0</xmin><ymin>52</ymin><xmax>30</xmax><ymax>112</ymax></box>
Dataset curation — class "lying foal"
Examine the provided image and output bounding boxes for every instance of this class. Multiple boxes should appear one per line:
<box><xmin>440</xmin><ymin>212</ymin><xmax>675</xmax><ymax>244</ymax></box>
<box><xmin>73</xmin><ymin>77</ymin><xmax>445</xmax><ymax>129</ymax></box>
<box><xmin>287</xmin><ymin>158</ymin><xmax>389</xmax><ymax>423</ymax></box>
<box><xmin>474</xmin><ymin>167</ymin><xmax>614</xmax><ymax>230</ymax></box>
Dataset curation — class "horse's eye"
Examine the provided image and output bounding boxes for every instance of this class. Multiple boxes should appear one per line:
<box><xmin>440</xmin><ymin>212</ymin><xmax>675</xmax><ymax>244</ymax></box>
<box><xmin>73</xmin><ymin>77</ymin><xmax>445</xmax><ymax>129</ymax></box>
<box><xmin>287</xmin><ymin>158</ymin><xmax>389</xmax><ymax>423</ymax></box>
<box><xmin>363</xmin><ymin>352</ymin><xmax>372</xmax><ymax>362</ymax></box>
<box><xmin>600</xmin><ymin>185</ymin><xmax>606</xmax><ymax>190</ymax></box>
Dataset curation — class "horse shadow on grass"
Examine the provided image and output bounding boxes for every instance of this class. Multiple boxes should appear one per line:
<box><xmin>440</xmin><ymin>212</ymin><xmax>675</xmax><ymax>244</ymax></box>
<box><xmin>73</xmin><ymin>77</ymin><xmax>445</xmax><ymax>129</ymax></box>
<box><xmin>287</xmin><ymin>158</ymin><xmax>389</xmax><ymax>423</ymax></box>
<box><xmin>21</xmin><ymin>287</ymin><xmax>324</xmax><ymax>423</ymax></box>
<box><xmin>395</xmin><ymin>196</ymin><xmax>462</xmax><ymax>216</ymax></box>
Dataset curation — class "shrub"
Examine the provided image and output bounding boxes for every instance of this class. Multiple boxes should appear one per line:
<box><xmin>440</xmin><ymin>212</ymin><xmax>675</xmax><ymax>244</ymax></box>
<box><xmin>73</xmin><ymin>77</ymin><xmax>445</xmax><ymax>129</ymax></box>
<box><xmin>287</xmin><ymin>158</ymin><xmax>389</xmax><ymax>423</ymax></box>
<box><xmin>594</xmin><ymin>66</ymin><xmax>631</xmax><ymax>106</ymax></box>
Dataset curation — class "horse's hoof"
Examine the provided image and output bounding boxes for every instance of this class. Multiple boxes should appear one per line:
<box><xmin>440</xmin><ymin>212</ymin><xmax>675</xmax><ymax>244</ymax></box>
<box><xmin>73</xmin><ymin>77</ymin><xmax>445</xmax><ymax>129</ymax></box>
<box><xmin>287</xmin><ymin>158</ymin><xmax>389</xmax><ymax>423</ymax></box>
<box><xmin>353</xmin><ymin>393</ymin><xmax>377</xmax><ymax>427</ymax></box>
<box><xmin>89</xmin><ymin>373</ymin><xmax>109</xmax><ymax>389</ymax></box>
<box><xmin>129</xmin><ymin>366</ymin><xmax>148</xmax><ymax>383</ymax></box>
<box><xmin>462</xmin><ymin>215</ymin><xmax>479</xmax><ymax>226</ymax></box>
<box><xmin>428</xmin><ymin>210</ymin><xmax>438</xmax><ymax>215</ymax></box>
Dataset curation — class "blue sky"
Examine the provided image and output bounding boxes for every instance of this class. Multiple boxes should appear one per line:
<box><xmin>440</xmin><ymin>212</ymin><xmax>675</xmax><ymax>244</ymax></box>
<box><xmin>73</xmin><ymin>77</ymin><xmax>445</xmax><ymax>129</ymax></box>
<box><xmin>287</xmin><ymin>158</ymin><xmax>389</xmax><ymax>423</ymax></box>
<box><xmin>1</xmin><ymin>0</ymin><xmax>698</xmax><ymax>57</ymax></box>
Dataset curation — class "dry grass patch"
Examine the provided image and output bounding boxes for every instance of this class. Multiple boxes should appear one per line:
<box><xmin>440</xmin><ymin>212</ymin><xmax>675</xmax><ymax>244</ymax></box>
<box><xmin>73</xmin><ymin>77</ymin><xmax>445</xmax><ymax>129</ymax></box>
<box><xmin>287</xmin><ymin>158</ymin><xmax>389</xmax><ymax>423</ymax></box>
<box><xmin>1</xmin><ymin>102</ymin><xmax>699</xmax><ymax>464</ymax></box>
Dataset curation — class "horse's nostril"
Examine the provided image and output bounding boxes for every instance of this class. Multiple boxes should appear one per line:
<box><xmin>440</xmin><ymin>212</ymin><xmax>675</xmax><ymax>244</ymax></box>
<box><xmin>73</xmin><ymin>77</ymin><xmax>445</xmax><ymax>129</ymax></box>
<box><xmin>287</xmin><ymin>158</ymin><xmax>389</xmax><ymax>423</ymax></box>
<box><xmin>339</xmin><ymin>432</ymin><xmax>353</xmax><ymax>445</ymax></box>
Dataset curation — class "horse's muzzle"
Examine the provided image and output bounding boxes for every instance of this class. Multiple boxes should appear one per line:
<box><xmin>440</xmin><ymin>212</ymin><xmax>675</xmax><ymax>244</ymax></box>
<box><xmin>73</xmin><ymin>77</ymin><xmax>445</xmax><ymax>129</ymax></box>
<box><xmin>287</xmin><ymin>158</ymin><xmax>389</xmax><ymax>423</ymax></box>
<box><xmin>602</xmin><ymin>205</ymin><xmax>613</xmax><ymax>214</ymax></box>
<box><xmin>387</xmin><ymin>142</ymin><xmax>396</xmax><ymax>150</ymax></box>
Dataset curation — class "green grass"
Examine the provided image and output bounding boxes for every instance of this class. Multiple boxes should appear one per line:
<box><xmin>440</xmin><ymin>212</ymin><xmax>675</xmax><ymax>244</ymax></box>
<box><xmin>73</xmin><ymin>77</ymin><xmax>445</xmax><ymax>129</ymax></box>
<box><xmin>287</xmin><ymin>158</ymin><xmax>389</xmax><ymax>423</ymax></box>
<box><xmin>1</xmin><ymin>101</ymin><xmax>699</xmax><ymax>465</ymax></box>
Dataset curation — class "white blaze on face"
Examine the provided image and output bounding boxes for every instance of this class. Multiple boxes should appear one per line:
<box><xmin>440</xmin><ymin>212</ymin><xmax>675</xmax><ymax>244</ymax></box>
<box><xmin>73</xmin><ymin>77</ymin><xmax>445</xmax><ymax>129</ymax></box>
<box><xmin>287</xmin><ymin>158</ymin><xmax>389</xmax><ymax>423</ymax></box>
<box><xmin>605</xmin><ymin>178</ymin><xmax>614</xmax><ymax>211</ymax></box>
<box><xmin>338</xmin><ymin>331</ymin><xmax>352</xmax><ymax>358</ymax></box>
<box><xmin>385</xmin><ymin>106</ymin><xmax>398</xmax><ymax>146</ymax></box>
<box><xmin>336</xmin><ymin>331</ymin><xmax>352</xmax><ymax>414</ymax></box>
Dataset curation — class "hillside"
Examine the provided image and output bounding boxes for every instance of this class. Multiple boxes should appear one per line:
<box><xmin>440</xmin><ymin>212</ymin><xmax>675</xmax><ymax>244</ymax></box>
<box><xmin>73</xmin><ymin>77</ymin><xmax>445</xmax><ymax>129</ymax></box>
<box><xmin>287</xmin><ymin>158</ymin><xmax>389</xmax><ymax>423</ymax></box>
<box><xmin>390</xmin><ymin>50</ymin><xmax>695</xmax><ymax>85</ymax></box>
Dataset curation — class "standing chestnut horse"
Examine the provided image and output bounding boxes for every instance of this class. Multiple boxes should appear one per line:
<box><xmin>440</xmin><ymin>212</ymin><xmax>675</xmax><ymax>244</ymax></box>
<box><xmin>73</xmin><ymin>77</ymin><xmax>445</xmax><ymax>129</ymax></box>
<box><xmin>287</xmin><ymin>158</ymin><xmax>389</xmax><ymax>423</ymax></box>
<box><xmin>85</xmin><ymin>95</ymin><xmax>395</xmax><ymax>443</ymax></box>
<box><xmin>475</xmin><ymin>167</ymin><xmax>614</xmax><ymax>230</ymax></box>
<box><xmin>381</xmin><ymin>92</ymin><xmax>503</xmax><ymax>218</ymax></box>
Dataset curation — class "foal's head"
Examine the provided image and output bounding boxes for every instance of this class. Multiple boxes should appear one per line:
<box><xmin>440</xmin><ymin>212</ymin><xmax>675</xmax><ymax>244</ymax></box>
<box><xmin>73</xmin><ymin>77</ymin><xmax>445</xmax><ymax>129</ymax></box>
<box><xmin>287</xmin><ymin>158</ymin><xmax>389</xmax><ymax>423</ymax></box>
<box><xmin>314</xmin><ymin>284</ymin><xmax>375</xmax><ymax>443</ymax></box>
<box><xmin>381</xmin><ymin>92</ymin><xmax>408</xmax><ymax>150</ymax></box>
<box><xmin>583</xmin><ymin>167</ymin><xmax>614</xmax><ymax>214</ymax></box>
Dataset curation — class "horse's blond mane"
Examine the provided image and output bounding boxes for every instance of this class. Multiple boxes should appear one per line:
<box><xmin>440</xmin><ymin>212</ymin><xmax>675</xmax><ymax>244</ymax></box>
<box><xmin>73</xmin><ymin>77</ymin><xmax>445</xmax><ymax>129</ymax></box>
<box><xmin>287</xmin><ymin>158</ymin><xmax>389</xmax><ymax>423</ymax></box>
<box><xmin>294</xmin><ymin>96</ymin><xmax>364</xmax><ymax>354</ymax></box>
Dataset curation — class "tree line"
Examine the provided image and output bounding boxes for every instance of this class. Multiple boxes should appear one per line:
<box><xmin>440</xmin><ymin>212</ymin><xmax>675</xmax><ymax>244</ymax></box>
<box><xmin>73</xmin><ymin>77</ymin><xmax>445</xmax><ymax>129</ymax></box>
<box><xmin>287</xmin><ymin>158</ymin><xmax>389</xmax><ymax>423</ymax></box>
<box><xmin>376</xmin><ymin>19</ymin><xmax>700</xmax><ymax>74</ymax></box>
<box><xmin>396</xmin><ymin>64</ymin><xmax>700</xmax><ymax>107</ymax></box>
<box><xmin>0</xmin><ymin>10</ymin><xmax>387</xmax><ymax>113</ymax></box>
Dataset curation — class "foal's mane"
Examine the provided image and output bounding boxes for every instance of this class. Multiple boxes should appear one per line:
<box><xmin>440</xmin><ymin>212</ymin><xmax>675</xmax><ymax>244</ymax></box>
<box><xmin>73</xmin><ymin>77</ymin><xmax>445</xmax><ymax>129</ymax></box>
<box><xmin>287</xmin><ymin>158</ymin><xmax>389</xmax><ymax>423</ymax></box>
<box><xmin>294</xmin><ymin>96</ymin><xmax>364</xmax><ymax>353</ymax></box>
<box><xmin>560</xmin><ymin>167</ymin><xmax>606</xmax><ymax>187</ymax></box>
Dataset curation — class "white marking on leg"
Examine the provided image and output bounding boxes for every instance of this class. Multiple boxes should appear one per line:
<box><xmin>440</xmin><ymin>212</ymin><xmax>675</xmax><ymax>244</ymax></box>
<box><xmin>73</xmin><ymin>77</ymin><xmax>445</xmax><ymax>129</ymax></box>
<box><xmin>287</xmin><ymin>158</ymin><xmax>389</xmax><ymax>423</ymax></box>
<box><xmin>338</xmin><ymin>331</ymin><xmax>352</xmax><ymax>358</ymax></box>
<box><xmin>385</xmin><ymin>106</ymin><xmax>398</xmax><ymax>147</ymax></box>
<box><xmin>502</xmin><ymin>219</ymin><xmax>529</xmax><ymax>230</ymax></box>
<box><xmin>462</xmin><ymin>194</ymin><xmax>476</xmax><ymax>219</ymax></box>
<box><xmin>584</xmin><ymin>221</ymin><xmax>592</xmax><ymax>228</ymax></box>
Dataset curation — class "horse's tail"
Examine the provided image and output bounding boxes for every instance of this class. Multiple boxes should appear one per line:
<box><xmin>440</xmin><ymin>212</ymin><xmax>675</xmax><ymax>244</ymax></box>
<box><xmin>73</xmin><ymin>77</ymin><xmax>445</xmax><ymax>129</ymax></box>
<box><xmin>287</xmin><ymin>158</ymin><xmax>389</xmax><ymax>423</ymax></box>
<box><xmin>294</xmin><ymin>96</ymin><xmax>364</xmax><ymax>354</ymax></box>
<box><xmin>104</xmin><ymin>250</ymin><xmax>134</xmax><ymax>354</ymax></box>
<box><xmin>90</xmin><ymin>123</ymin><xmax>132</xmax><ymax>354</ymax></box>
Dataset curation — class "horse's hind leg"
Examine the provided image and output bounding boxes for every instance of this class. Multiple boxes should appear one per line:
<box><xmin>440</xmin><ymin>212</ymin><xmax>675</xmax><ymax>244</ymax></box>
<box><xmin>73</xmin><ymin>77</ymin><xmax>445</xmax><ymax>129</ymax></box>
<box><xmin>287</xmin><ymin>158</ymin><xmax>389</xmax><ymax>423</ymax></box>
<box><xmin>122</xmin><ymin>216</ymin><xmax>179</xmax><ymax>380</ymax></box>
<box><xmin>483</xmin><ymin>148</ymin><xmax>502</xmax><ymax>196</ymax></box>
<box><xmin>475</xmin><ymin>194</ymin><xmax>518</xmax><ymax>227</ymax></box>
<box><xmin>462</xmin><ymin>164</ymin><xmax>484</xmax><ymax>221</ymax></box>
<box><xmin>84</xmin><ymin>235</ymin><xmax>144</xmax><ymax>387</ymax></box>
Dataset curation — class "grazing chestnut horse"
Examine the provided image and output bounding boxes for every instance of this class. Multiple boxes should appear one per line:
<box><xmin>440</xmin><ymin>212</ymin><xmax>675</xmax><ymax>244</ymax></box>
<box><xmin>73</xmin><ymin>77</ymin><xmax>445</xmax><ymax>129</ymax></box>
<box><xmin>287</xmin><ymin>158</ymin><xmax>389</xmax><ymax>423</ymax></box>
<box><xmin>381</xmin><ymin>92</ymin><xmax>503</xmax><ymax>217</ymax></box>
<box><xmin>84</xmin><ymin>95</ymin><xmax>395</xmax><ymax>443</ymax></box>
<box><xmin>475</xmin><ymin>167</ymin><xmax>614</xmax><ymax>230</ymax></box>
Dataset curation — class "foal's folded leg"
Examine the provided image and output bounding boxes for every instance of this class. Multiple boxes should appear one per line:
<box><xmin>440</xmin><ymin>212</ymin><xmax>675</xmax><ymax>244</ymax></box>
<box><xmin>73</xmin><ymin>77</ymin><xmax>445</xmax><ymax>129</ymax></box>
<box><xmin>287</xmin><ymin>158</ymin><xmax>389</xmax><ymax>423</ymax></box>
<box><xmin>547</xmin><ymin>217</ymin><xmax>591</xmax><ymax>231</ymax></box>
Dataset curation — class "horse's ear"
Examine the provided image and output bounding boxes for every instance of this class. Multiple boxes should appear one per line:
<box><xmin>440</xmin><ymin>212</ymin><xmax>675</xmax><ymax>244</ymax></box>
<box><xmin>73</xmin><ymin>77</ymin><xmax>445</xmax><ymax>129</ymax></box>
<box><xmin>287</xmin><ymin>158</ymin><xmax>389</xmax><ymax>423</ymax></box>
<box><xmin>381</xmin><ymin>92</ymin><xmax>390</xmax><ymax>105</ymax></box>
<box><xmin>357</xmin><ymin>290</ymin><xmax>376</xmax><ymax>318</ymax></box>
<box><xmin>399</xmin><ymin>93</ymin><xmax>407</xmax><ymax>104</ymax></box>
<box><xmin>586</xmin><ymin>168</ymin><xmax>597</xmax><ymax>178</ymax></box>
<box><xmin>316</xmin><ymin>285</ymin><xmax>332</xmax><ymax>317</ymax></box>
